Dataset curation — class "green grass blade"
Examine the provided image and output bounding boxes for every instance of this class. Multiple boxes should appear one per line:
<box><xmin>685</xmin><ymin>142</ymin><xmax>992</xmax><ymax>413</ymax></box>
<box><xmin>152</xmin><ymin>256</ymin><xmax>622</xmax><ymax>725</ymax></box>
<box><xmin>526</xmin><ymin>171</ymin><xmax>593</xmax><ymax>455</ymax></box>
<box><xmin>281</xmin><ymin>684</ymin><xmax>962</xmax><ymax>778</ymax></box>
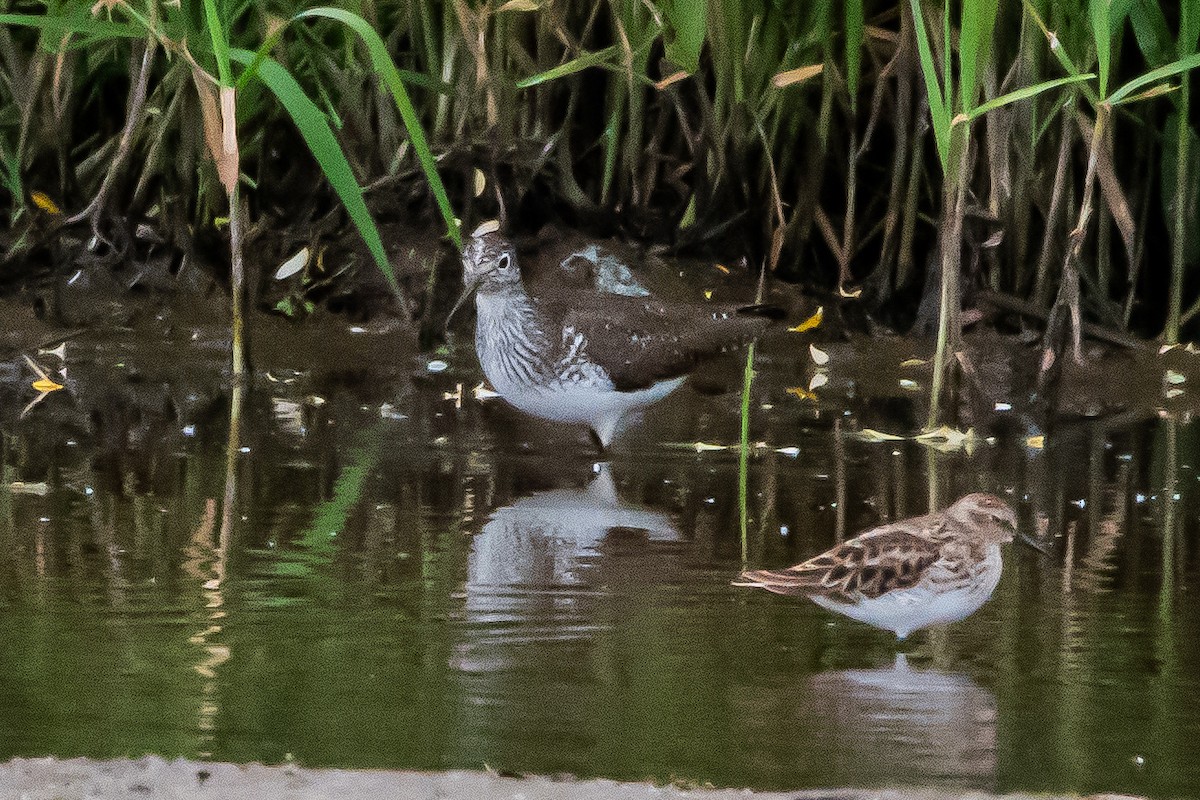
<box><xmin>1089</xmin><ymin>0</ymin><xmax>1110</xmax><ymax>98</ymax></box>
<box><xmin>0</xmin><ymin>12</ymin><xmax>140</xmax><ymax>38</ymax></box>
<box><xmin>737</xmin><ymin>342</ymin><xmax>755</xmax><ymax>565</ymax></box>
<box><xmin>662</xmin><ymin>0</ymin><xmax>707</xmax><ymax>74</ymax></box>
<box><xmin>959</xmin><ymin>0</ymin><xmax>998</xmax><ymax>111</ymax></box>
<box><xmin>961</xmin><ymin>73</ymin><xmax>1096</xmax><ymax>122</ymax></box>
<box><xmin>910</xmin><ymin>0</ymin><xmax>950</xmax><ymax>169</ymax></box>
<box><xmin>230</xmin><ymin>48</ymin><xmax>400</xmax><ymax>294</ymax></box>
<box><xmin>1129</xmin><ymin>0</ymin><xmax>1173</xmax><ymax>66</ymax></box>
<box><xmin>1109</xmin><ymin>52</ymin><xmax>1200</xmax><ymax>104</ymax></box>
<box><xmin>295</xmin><ymin>7</ymin><xmax>461</xmax><ymax>250</ymax></box>
<box><xmin>202</xmin><ymin>0</ymin><xmax>232</xmax><ymax>86</ymax></box>
<box><xmin>516</xmin><ymin>45</ymin><xmax>620</xmax><ymax>88</ymax></box>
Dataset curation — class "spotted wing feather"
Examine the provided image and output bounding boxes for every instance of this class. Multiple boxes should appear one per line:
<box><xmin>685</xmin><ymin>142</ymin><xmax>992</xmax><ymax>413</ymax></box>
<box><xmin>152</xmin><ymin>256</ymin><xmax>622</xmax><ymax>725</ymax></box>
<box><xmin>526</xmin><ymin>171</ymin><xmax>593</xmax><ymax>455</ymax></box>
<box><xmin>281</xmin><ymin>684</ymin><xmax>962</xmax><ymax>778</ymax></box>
<box><xmin>736</xmin><ymin>528</ymin><xmax>944</xmax><ymax>601</ymax></box>
<box><xmin>544</xmin><ymin>293</ymin><xmax>780</xmax><ymax>392</ymax></box>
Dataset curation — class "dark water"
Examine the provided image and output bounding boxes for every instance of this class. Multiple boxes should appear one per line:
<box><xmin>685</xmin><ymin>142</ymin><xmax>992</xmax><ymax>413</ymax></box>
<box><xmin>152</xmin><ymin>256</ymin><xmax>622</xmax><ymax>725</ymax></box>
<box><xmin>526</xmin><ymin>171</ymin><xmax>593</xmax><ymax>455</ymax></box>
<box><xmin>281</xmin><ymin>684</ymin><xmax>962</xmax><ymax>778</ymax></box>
<box><xmin>1</xmin><ymin>327</ymin><xmax>1198</xmax><ymax>797</ymax></box>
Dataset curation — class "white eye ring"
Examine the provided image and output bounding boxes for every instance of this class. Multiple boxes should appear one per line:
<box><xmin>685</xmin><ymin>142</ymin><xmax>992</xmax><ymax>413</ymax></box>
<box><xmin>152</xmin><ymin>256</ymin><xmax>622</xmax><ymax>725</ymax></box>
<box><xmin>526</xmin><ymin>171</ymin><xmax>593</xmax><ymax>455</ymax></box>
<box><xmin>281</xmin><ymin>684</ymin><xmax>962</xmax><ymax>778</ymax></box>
<box><xmin>497</xmin><ymin>253</ymin><xmax>511</xmax><ymax>271</ymax></box>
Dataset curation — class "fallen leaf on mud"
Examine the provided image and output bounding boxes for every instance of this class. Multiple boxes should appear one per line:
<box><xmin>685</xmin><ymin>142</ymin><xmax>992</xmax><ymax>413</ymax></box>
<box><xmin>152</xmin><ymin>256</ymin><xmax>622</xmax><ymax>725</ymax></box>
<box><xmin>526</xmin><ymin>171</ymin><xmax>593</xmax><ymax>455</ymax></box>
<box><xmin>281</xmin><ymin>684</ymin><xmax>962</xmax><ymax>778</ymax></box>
<box><xmin>789</xmin><ymin>306</ymin><xmax>823</xmax><ymax>333</ymax></box>
<box><xmin>899</xmin><ymin>378</ymin><xmax>921</xmax><ymax>391</ymax></box>
<box><xmin>497</xmin><ymin>0</ymin><xmax>538</xmax><ymax>10</ymax></box>
<box><xmin>1165</xmin><ymin>388</ymin><xmax>1185</xmax><ymax>399</ymax></box>
<box><xmin>714</xmin><ymin>263</ymin><xmax>731</xmax><ymax>275</ymax></box>
<box><xmin>473</xmin><ymin>168</ymin><xmax>486</xmax><ymax>197</ymax></box>
<box><xmin>1166</xmin><ymin>370</ymin><xmax>1186</xmax><ymax>385</ymax></box>
<box><xmin>809</xmin><ymin>344</ymin><xmax>830</xmax><ymax>365</ymax></box>
<box><xmin>786</xmin><ymin>386</ymin><xmax>817</xmax><ymax>401</ymax></box>
<box><xmin>1160</xmin><ymin>344</ymin><xmax>1178</xmax><ymax>355</ymax></box>
<box><xmin>274</xmin><ymin>247</ymin><xmax>309</xmax><ymax>280</ymax></box>
<box><xmin>31</xmin><ymin>191</ymin><xmax>61</xmax><ymax>215</ymax></box>
<box><xmin>809</xmin><ymin>372</ymin><xmax>829</xmax><ymax>390</ymax></box>
<box><xmin>1026</xmin><ymin>435</ymin><xmax>1045</xmax><ymax>449</ymax></box>
<box><xmin>23</xmin><ymin>355</ymin><xmax>63</xmax><ymax>392</ymax></box>
<box><xmin>838</xmin><ymin>284</ymin><xmax>863</xmax><ymax>298</ymax></box>
<box><xmin>32</xmin><ymin>377</ymin><xmax>64</xmax><ymax>393</ymax></box>
<box><xmin>899</xmin><ymin>358</ymin><xmax>927</xmax><ymax>367</ymax></box>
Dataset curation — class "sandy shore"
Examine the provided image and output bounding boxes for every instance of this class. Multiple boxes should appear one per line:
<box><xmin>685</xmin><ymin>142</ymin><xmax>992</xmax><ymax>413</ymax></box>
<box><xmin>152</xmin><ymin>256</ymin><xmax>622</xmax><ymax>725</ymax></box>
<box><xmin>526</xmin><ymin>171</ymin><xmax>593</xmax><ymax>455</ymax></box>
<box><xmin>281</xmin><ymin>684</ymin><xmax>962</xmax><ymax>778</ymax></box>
<box><xmin>0</xmin><ymin>757</ymin><xmax>1142</xmax><ymax>800</ymax></box>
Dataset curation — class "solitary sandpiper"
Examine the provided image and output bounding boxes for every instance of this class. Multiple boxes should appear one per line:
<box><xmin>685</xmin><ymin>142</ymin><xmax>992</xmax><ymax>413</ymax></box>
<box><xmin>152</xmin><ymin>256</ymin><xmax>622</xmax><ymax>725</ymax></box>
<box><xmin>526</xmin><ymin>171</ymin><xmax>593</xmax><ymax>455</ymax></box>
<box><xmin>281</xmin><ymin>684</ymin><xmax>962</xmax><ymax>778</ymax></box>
<box><xmin>450</xmin><ymin>227</ymin><xmax>783</xmax><ymax>447</ymax></box>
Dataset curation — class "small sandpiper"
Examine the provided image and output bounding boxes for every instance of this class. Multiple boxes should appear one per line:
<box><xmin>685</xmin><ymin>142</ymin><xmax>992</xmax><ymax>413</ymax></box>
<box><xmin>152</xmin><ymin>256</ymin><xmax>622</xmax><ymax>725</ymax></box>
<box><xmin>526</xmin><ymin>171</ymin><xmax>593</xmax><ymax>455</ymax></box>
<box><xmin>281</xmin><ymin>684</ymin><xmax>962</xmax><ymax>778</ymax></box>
<box><xmin>735</xmin><ymin>493</ymin><xmax>1044</xmax><ymax>639</ymax></box>
<box><xmin>450</xmin><ymin>226</ymin><xmax>782</xmax><ymax>447</ymax></box>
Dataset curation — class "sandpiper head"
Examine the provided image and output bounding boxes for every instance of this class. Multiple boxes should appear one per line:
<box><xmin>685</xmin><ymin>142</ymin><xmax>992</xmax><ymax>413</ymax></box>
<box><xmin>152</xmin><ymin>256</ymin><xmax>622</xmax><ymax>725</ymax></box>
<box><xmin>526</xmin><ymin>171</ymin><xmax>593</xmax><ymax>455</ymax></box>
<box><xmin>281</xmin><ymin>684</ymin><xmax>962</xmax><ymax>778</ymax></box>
<box><xmin>946</xmin><ymin>492</ymin><xmax>1018</xmax><ymax>543</ymax></box>
<box><xmin>462</xmin><ymin>229</ymin><xmax>522</xmax><ymax>294</ymax></box>
<box><xmin>447</xmin><ymin>224</ymin><xmax>523</xmax><ymax>327</ymax></box>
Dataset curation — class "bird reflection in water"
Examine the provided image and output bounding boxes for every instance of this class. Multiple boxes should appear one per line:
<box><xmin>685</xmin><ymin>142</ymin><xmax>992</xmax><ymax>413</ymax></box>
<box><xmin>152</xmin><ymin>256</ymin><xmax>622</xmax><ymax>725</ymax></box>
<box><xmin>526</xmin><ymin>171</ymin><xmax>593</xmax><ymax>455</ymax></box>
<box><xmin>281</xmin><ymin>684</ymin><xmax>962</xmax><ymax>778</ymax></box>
<box><xmin>804</xmin><ymin>654</ymin><xmax>996</xmax><ymax>785</ymax></box>
<box><xmin>455</xmin><ymin>464</ymin><xmax>680</xmax><ymax>662</ymax></box>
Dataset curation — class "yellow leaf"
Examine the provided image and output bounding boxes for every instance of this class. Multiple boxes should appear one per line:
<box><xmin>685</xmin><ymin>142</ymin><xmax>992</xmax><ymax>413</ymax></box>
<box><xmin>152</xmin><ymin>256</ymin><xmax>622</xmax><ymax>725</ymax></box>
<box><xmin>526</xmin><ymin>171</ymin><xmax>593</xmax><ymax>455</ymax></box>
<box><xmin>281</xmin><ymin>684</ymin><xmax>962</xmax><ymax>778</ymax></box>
<box><xmin>788</xmin><ymin>306</ymin><xmax>823</xmax><ymax>333</ymax></box>
<box><xmin>32</xmin><ymin>378</ymin><xmax>64</xmax><ymax>392</ymax></box>
<box><xmin>713</xmin><ymin>263</ymin><xmax>731</xmax><ymax>274</ymax></box>
<box><xmin>31</xmin><ymin>191</ymin><xmax>61</xmax><ymax>215</ymax></box>
<box><xmin>653</xmin><ymin>71</ymin><xmax>689</xmax><ymax>90</ymax></box>
<box><xmin>786</xmin><ymin>386</ymin><xmax>817</xmax><ymax>401</ymax></box>
<box><xmin>1026</xmin><ymin>435</ymin><xmax>1045</xmax><ymax>449</ymax></box>
<box><xmin>772</xmin><ymin>64</ymin><xmax>823</xmax><ymax>88</ymax></box>
<box><xmin>703</xmin><ymin>290</ymin><xmax>713</xmax><ymax>300</ymax></box>
<box><xmin>899</xmin><ymin>357</ymin><xmax>926</xmax><ymax>367</ymax></box>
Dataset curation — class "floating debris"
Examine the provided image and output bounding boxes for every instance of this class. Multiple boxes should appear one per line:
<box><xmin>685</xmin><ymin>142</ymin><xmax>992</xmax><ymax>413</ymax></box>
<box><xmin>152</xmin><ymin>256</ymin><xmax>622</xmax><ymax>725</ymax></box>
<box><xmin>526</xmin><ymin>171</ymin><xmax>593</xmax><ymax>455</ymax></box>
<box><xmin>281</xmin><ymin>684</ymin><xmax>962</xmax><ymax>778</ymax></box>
<box><xmin>788</xmin><ymin>306</ymin><xmax>823</xmax><ymax>333</ymax></box>
<box><xmin>786</xmin><ymin>386</ymin><xmax>817</xmax><ymax>401</ymax></box>
<box><xmin>809</xmin><ymin>344</ymin><xmax>830</xmax><ymax>365</ymax></box>
<box><xmin>473</xmin><ymin>382</ymin><xmax>500</xmax><ymax>401</ymax></box>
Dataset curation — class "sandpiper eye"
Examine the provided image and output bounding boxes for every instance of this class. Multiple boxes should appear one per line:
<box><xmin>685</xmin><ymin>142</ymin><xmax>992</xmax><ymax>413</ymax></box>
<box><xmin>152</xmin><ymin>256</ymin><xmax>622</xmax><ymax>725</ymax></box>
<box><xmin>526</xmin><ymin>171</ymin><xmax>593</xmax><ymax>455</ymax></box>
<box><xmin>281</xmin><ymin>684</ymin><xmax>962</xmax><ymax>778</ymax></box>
<box><xmin>497</xmin><ymin>253</ymin><xmax>511</xmax><ymax>271</ymax></box>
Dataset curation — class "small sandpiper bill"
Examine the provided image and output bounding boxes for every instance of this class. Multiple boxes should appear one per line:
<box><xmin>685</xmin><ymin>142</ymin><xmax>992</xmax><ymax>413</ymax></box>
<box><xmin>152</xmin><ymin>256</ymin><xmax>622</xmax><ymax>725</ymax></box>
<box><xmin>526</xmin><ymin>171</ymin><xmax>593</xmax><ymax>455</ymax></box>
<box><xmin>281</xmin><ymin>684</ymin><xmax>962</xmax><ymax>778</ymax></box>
<box><xmin>735</xmin><ymin>493</ymin><xmax>1043</xmax><ymax>639</ymax></box>
<box><xmin>451</xmin><ymin>226</ymin><xmax>782</xmax><ymax>447</ymax></box>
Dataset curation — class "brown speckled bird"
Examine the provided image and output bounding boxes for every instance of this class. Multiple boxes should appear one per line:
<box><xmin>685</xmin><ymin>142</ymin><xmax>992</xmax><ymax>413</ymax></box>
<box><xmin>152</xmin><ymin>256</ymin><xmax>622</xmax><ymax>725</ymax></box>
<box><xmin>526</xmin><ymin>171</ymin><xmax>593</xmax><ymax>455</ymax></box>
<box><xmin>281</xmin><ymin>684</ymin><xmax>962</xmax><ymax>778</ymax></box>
<box><xmin>735</xmin><ymin>493</ymin><xmax>1030</xmax><ymax>639</ymax></box>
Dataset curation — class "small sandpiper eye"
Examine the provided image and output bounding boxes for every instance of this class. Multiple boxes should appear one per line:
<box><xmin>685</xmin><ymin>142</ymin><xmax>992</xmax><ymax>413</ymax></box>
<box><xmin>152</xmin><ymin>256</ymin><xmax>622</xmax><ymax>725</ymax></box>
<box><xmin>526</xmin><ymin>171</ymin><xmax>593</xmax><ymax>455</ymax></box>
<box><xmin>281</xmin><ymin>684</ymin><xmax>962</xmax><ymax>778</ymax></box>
<box><xmin>497</xmin><ymin>253</ymin><xmax>511</xmax><ymax>271</ymax></box>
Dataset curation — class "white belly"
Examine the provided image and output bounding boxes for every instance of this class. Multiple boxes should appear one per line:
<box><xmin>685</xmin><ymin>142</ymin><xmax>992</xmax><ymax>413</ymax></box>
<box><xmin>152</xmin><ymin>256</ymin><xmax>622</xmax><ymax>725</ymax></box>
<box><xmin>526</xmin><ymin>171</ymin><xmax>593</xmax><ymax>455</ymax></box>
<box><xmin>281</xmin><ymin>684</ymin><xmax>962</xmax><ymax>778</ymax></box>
<box><xmin>811</xmin><ymin>546</ymin><xmax>1004</xmax><ymax>639</ymax></box>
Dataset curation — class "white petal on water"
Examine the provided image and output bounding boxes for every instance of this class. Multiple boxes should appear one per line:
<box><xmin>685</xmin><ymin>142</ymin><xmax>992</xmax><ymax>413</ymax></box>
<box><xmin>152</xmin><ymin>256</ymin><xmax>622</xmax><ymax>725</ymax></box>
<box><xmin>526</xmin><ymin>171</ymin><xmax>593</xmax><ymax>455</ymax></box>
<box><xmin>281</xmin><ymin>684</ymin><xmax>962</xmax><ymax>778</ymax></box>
<box><xmin>809</xmin><ymin>371</ymin><xmax>829</xmax><ymax>390</ymax></box>
<box><xmin>427</xmin><ymin>359</ymin><xmax>449</xmax><ymax>373</ymax></box>
<box><xmin>809</xmin><ymin>344</ymin><xmax>830</xmax><ymax>365</ymax></box>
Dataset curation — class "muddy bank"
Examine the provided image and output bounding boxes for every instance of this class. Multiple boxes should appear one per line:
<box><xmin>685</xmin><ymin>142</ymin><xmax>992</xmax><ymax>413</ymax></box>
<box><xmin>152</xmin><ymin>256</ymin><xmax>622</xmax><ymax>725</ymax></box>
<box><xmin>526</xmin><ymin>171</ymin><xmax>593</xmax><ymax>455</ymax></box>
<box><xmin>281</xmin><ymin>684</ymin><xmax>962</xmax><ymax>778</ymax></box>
<box><xmin>0</xmin><ymin>758</ymin><xmax>1135</xmax><ymax>800</ymax></box>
